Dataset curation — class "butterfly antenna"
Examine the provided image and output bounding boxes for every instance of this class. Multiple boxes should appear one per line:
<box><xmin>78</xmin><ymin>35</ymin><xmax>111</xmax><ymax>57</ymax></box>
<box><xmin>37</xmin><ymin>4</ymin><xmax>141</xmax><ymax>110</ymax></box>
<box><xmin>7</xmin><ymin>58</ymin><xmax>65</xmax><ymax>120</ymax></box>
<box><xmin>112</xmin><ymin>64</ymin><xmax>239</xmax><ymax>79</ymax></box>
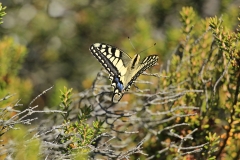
<box><xmin>138</xmin><ymin>43</ymin><xmax>156</xmax><ymax>54</ymax></box>
<box><xmin>128</xmin><ymin>37</ymin><xmax>136</xmax><ymax>51</ymax></box>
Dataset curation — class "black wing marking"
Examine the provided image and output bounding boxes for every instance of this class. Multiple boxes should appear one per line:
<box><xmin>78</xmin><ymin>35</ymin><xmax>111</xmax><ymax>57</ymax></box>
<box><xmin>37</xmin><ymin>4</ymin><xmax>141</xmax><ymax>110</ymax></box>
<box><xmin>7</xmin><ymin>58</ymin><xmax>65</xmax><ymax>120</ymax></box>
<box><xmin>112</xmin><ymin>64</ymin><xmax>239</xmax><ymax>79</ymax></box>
<box><xmin>90</xmin><ymin>43</ymin><xmax>120</xmax><ymax>76</ymax></box>
<box><xmin>90</xmin><ymin>43</ymin><xmax>132</xmax><ymax>73</ymax></box>
<box><xmin>125</xmin><ymin>55</ymin><xmax>158</xmax><ymax>91</ymax></box>
<box><xmin>112</xmin><ymin>55</ymin><xmax>159</xmax><ymax>103</ymax></box>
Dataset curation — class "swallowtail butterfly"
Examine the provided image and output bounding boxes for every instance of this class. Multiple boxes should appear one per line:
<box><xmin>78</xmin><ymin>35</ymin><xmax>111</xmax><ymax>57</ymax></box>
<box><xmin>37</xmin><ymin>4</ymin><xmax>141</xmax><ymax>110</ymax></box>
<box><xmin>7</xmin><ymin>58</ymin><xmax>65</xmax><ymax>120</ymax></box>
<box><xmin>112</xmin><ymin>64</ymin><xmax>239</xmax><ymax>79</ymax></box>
<box><xmin>90</xmin><ymin>43</ymin><xmax>158</xmax><ymax>103</ymax></box>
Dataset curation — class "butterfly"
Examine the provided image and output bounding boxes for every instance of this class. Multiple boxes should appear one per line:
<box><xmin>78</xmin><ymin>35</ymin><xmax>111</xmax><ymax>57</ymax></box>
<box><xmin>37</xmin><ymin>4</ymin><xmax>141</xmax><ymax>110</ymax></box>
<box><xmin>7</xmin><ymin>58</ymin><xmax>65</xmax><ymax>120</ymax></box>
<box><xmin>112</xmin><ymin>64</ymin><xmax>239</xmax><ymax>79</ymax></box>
<box><xmin>89</xmin><ymin>43</ymin><xmax>159</xmax><ymax>103</ymax></box>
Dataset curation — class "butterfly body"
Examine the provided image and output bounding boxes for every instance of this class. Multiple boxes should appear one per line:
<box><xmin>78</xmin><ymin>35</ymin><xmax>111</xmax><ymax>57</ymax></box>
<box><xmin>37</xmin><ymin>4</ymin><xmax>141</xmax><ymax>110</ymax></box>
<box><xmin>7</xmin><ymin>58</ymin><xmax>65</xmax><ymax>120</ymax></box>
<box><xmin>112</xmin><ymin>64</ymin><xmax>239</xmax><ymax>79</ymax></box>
<box><xmin>90</xmin><ymin>43</ymin><xmax>158</xmax><ymax>103</ymax></box>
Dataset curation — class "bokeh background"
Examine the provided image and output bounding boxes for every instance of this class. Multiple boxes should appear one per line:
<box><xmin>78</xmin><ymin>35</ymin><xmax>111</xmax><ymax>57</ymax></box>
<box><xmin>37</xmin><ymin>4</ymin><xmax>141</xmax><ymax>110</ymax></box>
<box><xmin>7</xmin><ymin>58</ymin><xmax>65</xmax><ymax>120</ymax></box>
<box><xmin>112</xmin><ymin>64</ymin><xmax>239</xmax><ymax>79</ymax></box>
<box><xmin>0</xmin><ymin>0</ymin><xmax>239</xmax><ymax>106</ymax></box>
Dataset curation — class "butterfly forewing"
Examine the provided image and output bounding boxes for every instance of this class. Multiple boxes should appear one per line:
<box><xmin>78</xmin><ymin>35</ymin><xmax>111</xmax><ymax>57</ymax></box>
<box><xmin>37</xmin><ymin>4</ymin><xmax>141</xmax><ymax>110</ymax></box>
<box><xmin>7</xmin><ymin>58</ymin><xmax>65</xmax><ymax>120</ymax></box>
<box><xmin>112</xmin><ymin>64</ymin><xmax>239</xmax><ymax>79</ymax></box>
<box><xmin>90</xmin><ymin>43</ymin><xmax>131</xmax><ymax>76</ymax></box>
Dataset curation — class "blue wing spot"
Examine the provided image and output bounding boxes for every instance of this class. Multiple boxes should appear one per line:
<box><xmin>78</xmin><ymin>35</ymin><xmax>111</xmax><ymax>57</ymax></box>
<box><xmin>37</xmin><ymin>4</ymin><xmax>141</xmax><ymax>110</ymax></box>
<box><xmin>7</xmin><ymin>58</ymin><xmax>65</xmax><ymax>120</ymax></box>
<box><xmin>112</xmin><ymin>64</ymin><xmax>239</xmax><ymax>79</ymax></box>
<box><xmin>114</xmin><ymin>77</ymin><xmax>120</xmax><ymax>82</ymax></box>
<box><xmin>117</xmin><ymin>82</ymin><xmax>123</xmax><ymax>91</ymax></box>
<box><xmin>113</xmin><ymin>76</ymin><xmax>124</xmax><ymax>91</ymax></box>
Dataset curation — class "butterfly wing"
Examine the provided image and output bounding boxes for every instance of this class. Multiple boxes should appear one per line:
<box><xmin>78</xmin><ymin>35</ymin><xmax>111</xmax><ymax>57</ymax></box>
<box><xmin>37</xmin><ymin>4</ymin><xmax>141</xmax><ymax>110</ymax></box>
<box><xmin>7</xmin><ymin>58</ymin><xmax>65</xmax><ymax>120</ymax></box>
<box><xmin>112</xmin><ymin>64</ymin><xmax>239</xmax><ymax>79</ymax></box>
<box><xmin>89</xmin><ymin>43</ymin><xmax>131</xmax><ymax>76</ymax></box>
<box><xmin>125</xmin><ymin>55</ymin><xmax>159</xmax><ymax>91</ymax></box>
<box><xmin>89</xmin><ymin>43</ymin><xmax>132</xmax><ymax>100</ymax></box>
<box><xmin>112</xmin><ymin>55</ymin><xmax>159</xmax><ymax>102</ymax></box>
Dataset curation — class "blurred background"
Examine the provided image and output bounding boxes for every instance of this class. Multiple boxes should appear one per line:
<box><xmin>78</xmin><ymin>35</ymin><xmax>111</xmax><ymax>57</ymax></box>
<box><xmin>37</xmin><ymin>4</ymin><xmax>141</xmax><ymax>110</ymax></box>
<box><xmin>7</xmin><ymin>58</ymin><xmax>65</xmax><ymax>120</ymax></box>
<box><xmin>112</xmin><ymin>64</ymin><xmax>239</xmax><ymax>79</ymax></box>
<box><xmin>0</xmin><ymin>0</ymin><xmax>238</xmax><ymax>107</ymax></box>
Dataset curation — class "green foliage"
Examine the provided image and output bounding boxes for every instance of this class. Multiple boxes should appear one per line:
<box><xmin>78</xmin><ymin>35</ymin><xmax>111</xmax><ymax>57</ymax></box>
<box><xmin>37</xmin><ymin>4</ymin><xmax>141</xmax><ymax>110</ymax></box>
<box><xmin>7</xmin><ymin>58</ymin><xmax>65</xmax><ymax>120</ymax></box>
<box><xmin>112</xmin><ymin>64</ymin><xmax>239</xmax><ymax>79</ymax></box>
<box><xmin>207</xmin><ymin>14</ymin><xmax>240</xmax><ymax>160</ymax></box>
<box><xmin>180</xmin><ymin>7</ymin><xmax>197</xmax><ymax>34</ymax></box>
<box><xmin>2</xmin><ymin>124</ymin><xmax>40</xmax><ymax>160</ymax></box>
<box><xmin>59</xmin><ymin>86</ymin><xmax>73</xmax><ymax>119</ymax></box>
<box><xmin>0</xmin><ymin>3</ymin><xmax>6</xmax><ymax>24</ymax></box>
<box><xmin>153</xmin><ymin>6</ymin><xmax>239</xmax><ymax>159</ymax></box>
<box><xmin>209</xmin><ymin>16</ymin><xmax>240</xmax><ymax>69</ymax></box>
<box><xmin>0</xmin><ymin>94</ymin><xmax>16</xmax><ymax>137</ymax></box>
<box><xmin>0</xmin><ymin>36</ymin><xmax>32</xmax><ymax>107</ymax></box>
<box><xmin>48</xmin><ymin>79</ymin><xmax>68</xmax><ymax>107</ymax></box>
<box><xmin>58</xmin><ymin>87</ymin><xmax>104</xmax><ymax>158</ymax></box>
<box><xmin>203</xmin><ymin>132</ymin><xmax>220</xmax><ymax>160</ymax></box>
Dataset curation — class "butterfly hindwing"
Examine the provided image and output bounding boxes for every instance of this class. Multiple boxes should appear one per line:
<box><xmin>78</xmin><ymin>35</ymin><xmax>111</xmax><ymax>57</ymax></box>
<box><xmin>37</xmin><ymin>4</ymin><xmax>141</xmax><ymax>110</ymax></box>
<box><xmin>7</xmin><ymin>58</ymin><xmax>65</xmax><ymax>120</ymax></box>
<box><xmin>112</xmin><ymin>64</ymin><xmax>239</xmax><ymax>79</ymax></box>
<box><xmin>124</xmin><ymin>55</ymin><xmax>159</xmax><ymax>91</ymax></box>
<box><xmin>112</xmin><ymin>55</ymin><xmax>158</xmax><ymax>102</ymax></box>
<box><xmin>90</xmin><ymin>43</ymin><xmax>159</xmax><ymax>103</ymax></box>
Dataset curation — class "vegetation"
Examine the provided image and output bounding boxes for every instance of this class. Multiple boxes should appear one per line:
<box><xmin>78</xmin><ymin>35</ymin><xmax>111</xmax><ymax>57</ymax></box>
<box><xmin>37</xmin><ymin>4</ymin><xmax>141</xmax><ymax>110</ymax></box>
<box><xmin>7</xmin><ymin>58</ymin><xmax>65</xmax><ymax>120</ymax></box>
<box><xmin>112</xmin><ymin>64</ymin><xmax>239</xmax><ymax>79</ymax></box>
<box><xmin>0</xmin><ymin>1</ymin><xmax>239</xmax><ymax>160</ymax></box>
